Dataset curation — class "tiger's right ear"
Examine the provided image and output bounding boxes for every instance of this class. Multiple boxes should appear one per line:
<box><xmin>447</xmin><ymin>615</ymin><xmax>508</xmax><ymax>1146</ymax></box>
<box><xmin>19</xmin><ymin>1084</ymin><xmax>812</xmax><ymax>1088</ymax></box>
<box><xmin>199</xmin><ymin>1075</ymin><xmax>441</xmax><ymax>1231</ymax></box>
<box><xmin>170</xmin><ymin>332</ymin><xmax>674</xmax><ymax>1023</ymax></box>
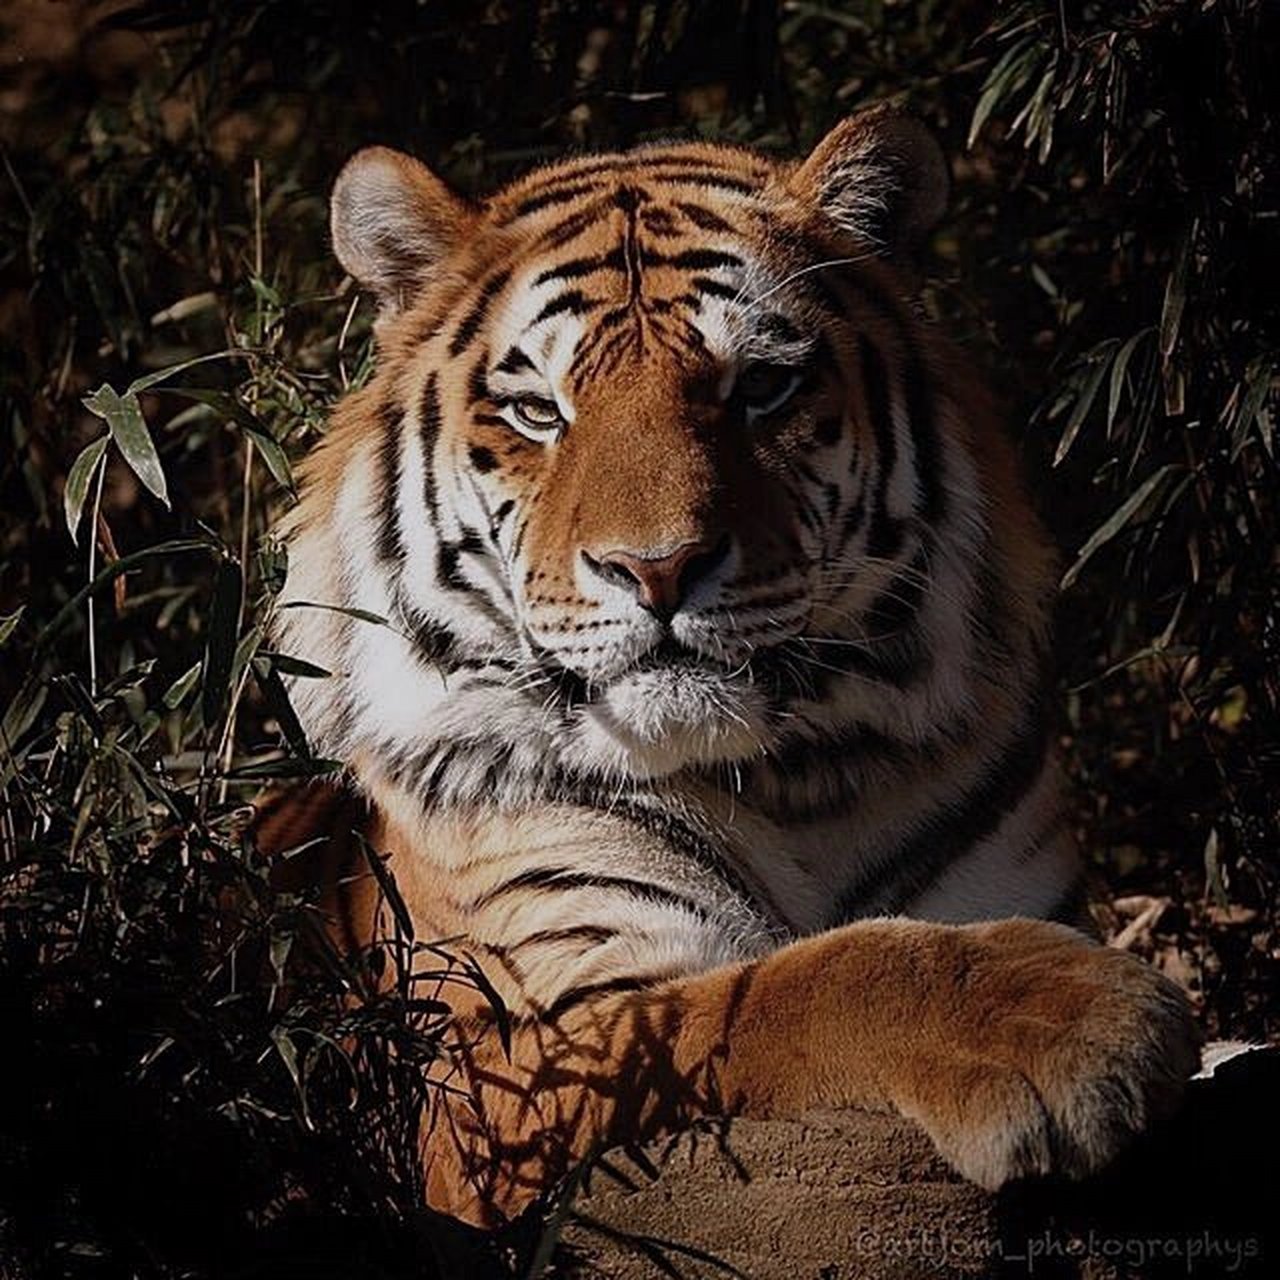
<box><xmin>330</xmin><ymin>147</ymin><xmax>475</xmax><ymax>312</ymax></box>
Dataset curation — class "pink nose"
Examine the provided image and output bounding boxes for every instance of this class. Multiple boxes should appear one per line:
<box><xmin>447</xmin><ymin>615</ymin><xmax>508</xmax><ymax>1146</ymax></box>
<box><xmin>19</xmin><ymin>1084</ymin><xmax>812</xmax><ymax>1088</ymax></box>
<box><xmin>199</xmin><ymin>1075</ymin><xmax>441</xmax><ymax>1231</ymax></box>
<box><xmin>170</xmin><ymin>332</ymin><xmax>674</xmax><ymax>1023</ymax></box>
<box><xmin>583</xmin><ymin>537</ymin><xmax>728</xmax><ymax>622</ymax></box>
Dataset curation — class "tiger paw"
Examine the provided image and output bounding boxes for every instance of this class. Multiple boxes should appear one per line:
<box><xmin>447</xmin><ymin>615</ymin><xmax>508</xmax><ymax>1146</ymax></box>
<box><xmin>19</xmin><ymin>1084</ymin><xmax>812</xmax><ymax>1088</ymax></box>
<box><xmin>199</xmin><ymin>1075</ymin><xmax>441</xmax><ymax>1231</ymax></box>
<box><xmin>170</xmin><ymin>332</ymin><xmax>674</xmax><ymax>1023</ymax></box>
<box><xmin>898</xmin><ymin>919</ymin><xmax>1200</xmax><ymax>1190</ymax></box>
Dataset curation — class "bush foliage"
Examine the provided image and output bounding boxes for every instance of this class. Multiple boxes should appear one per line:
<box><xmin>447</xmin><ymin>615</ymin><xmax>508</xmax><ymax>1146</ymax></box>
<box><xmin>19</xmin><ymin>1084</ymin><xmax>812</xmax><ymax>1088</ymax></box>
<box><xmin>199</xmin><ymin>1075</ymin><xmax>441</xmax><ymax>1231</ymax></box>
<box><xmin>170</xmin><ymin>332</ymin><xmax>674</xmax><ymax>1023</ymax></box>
<box><xmin>1</xmin><ymin>1</ymin><xmax>1276</xmax><ymax>1275</ymax></box>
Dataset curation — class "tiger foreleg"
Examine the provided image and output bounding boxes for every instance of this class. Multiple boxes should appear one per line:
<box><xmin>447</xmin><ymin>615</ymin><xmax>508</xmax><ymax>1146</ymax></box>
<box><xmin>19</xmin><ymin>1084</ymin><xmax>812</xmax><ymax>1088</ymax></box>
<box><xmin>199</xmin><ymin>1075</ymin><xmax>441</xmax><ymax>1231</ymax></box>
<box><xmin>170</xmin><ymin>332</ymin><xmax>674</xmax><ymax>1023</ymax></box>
<box><xmin>423</xmin><ymin>916</ymin><xmax>1199</xmax><ymax>1227</ymax></box>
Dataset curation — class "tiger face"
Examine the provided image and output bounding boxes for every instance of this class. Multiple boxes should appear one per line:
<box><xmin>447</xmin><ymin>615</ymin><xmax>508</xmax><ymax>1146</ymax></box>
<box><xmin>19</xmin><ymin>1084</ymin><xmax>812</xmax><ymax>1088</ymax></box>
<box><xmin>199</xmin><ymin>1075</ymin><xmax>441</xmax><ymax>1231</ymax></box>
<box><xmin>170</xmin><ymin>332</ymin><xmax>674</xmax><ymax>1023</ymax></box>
<box><xmin>292</xmin><ymin>109</ymin><xmax>959</xmax><ymax>784</ymax></box>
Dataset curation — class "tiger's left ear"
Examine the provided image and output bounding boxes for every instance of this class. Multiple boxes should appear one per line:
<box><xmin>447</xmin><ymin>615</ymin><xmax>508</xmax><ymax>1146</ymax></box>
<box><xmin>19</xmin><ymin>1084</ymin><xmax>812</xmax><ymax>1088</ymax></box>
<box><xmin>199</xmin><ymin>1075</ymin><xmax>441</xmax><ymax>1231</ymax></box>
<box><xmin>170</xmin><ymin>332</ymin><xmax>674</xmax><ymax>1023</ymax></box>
<box><xmin>790</xmin><ymin>106</ymin><xmax>948</xmax><ymax>258</ymax></box>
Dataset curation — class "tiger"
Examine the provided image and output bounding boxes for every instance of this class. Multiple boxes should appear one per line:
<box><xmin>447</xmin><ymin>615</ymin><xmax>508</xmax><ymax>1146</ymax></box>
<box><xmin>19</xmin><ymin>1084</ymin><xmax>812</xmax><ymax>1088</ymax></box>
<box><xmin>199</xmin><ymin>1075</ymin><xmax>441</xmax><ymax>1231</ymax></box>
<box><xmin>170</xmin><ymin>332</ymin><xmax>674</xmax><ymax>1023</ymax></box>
<box><xmin>265</xmin><ymin>105</ymin><xmax>1199</xmax><ymax>1229</ymax></box>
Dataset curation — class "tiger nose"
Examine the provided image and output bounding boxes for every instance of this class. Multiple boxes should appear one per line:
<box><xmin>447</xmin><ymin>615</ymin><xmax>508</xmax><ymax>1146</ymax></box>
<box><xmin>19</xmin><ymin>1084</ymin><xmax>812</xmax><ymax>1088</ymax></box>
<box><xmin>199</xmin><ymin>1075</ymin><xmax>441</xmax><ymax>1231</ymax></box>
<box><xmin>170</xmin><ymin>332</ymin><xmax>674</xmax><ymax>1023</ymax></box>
<box><xmin>582</xmin><ymin>536</ymin><xmax>729</xmax><ymax>623</ymax></box>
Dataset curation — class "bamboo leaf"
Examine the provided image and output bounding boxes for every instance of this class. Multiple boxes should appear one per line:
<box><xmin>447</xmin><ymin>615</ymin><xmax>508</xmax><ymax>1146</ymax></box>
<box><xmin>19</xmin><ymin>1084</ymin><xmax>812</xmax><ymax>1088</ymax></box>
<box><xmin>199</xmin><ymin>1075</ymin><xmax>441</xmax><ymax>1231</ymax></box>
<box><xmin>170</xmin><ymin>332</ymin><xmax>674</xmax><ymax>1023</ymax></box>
<box><xmin>1107</xmin><ymin>329</ymin><xmax>1151</xmax><ymax>434</ymax></box>
<box><xmin>201</xmin><ymin>557</ymin><xmax>244</xmax><ymax>729</ymax></box>
<box><xmin>83</xmin><ymin>385</ymin><xmax>169</xmax><ymax>507</ymax></box>
<box><xmin>359</xmin><ymin>834</ymin><xmax>415</xmax><ymax>943</ymax></box>
<box><xmin>124</xmin><ymin>349</ymin><xmax>242</xmax><ymax>395</ymax></box>
<box><xmin>162</xmin><ymin>662</ymin><xmax>201</xmax><ymax>709</ymax></box>
<box><xmin>222</xmin><ymin>756</ymin><xmax>342</xmax><ymax>781</ymax></box>
<box><xmin>0</xmin><ymin>607</ymin><xmax>24</xmax><ymax>648</ymax></box>
<box><xmin>252</xmin><ymin>655</ymin><xmax>312</xmax><ymax>759</ymax></box>
<box><xmin>1054</xmin><ymin>343</ymin><xmax>1116</xmax><ymax>466</ymax></box>
<box><xmin>261</xmin><ymin>652</ymin><xmax>331</xmax><ymax>679</ymax></box>
<box><xmin>1</xmin><ymin>677</ymin><xmax>47</xmax><ymax>750</ymax></box>
<box><xmin>64</xmin><ymin>435</ymin><xmax>109</xmax><ymax>544</ymax></box>
<box><xmin>278</xmin><ymin>601</ymin><xmax>389</xmax><ymax>627</ymax></box>
<box><xmin>1062</xmin><ymin>465</ymin><xmax>1181</xmax><ymax>590</ymax></box>
<box><xmin>165</xmin><ymin>388</ymin><xmax>295</xmax><ymax>495</ymax></box>
<box><xmin>35</xmin><ymin>539</ymin><xmax>219</xmax><ymax>655</ymax></box>
<box><xmin>462</xmin><ymin>952</ymin><xmax>512</xmax><ymax>1060</ymax></box>
<box><xmin>1159</xmin><ymin>224</ymin><xmax>1194</xmax><ymax>361</ymax></box>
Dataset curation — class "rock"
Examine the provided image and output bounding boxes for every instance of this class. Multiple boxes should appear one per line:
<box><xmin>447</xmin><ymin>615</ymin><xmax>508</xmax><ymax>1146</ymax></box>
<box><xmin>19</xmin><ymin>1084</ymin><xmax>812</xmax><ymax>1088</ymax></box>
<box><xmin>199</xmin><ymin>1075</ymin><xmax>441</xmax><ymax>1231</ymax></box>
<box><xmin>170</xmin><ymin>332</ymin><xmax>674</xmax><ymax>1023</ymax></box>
<box><xmin>559</xmin><ymin>1047</ymin><xmax>1278</xmax><ymax>1279</ymax></box>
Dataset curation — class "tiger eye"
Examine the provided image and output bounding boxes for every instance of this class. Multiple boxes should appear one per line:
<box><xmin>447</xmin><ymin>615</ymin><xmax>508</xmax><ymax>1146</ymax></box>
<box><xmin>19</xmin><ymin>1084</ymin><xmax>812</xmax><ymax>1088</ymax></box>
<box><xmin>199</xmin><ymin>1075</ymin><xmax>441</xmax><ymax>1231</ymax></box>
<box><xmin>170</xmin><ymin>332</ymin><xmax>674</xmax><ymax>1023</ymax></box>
<box><xmin>736</xmin><ymin>362</ymin><xmax>800</xmax><ymax>415</ymax></box>
<box><xmin>513</xmin><ymin>396</ymin><xmax>562</xmax><ymax>430</ymax></box>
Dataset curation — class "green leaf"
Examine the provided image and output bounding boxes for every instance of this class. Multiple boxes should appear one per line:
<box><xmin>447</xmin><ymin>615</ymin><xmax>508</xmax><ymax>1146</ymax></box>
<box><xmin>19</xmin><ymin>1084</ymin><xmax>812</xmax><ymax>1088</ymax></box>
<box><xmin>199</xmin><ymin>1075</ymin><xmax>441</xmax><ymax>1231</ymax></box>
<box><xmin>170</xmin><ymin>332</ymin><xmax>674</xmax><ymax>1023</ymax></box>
<box><xmin>230</xmin><ymin>624</ymin><xmax>264</xmax><ymax>690</ymax></box>
<box><xmin>124</xmin><ymin>348</ymin><xmax>242</xmax><ymax>395</ymax></box>
<box><xmin>258</xmin><ymin>539</ymin><xmax>288</xmax><ymax>597</ymax></box>
<box><xmin>1053</xmin><ymin>343</ymin><xmax>1115</xmax><ymax>467</ymax></box>
<box><xmin>244</xmin><ymin>426</ymin><xmax>295</xmax><ymax>495</ymax></box>
<box><xmin>82</xmin><ymin>384</ymin><xmax>169</xmax><ymax>507</ymax></box>
<box><xmin>278</xmin><ymin>601</ymin><xmax>389</xmax><ymax>627</ymax></box>
<box><xmin>968</xmin><ymin>35</ymin><xmax>1039</xmax><ymax>149</ymax></box>
<box><xmin>162</xmin><ymin>662</ymin><xmax>201</xmax><ymax>709</ymax></box>
<box><xmin>261</xmin><ymin>652</ymin><xmax>331</xmax><ymax>679</ymax></box>
<box><xmin>251</xmin><ymin>655</ymin><xmax>312</xmax><ymax>759</ymax></box>
<box><xmin>0</xmin><ymin>606</ymin><xmax>24</xmax><ymax>648</ymax></box>
<box><xmin>461</xmin><ymin>952</ymin><xmax>512</xmax><ymax>1060</ymax></box>
<box><xmin>1159</xmin><ymin>224</ymin><xmax>1194</xmax><ymax>361</ymax></box>
<box><xmin>164</xmin><ymin>388</ymin><xmax>295</xmax><ymax>494</ymax></box>
<box><xmin>1061</xmin><ymin>465</ymin><xmax>1181</xmax><ymax>590</ymax></box>
<box><xmin>35</xmin><ymin>539</ymin><xmax>219</xmax><ymax>656</ymax></box>
<box><xmin>1204</xmin><ymin>828</ymin><xmax>1230</xmax><ymax>911</ymax></box>
<box><xmin>359</xmin><ymin>833</ymin><xmax>415</xmax><ymax>943</ymax></box>
<box><xmin>64</xmin><ymin>435</ymin><xmax>109</xmax><ymax>544</ymax></box>
<box><xmin>1107</xmin><ymin>330</ymin><xmax>1151</xmax><ymax>434</ymax></box>
<box><xmin>1</xmin><ymin>677</ymin><xmax>47</xmax><ymax>751</ymax></box>
<box><xmin>201</xmin><ymin>557</ymin><xmax>244</xmax><ymax>729</ymax></box>
<box><xmin>222</xmin><ymin>756</ymin><xmax>342</xmax><ymax>781</ymax></box>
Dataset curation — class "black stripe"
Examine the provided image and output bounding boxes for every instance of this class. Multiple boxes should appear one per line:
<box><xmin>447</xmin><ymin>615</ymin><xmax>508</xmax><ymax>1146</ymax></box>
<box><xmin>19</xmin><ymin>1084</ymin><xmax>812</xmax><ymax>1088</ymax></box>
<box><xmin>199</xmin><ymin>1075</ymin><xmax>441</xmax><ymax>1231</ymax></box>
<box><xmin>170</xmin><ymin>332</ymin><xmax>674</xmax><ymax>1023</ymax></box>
<box><xmin>448</xmin><ymin>269</ymin><xmax>512</xmax><ymax>358</ymax></box>
<box><xmin>376</xmin><ymin>400</ymin><xmax>402</xmax><ymax>564</ymax></box>
<box><xmin>838</xmin><ymin>704</ymin><xmax>1052</xmax><ymax>920</ymax></box>
<box><xmin>639</xmin><ymin>206</ymin><xmax>679</xmax><ymax>236</ymax></box>
<box><xmin>508</xmin><ymin>924</ymin><xmax>618</xmax><ymax>953</ymax></box>
<box><xmin>467</xmin><ymin>353</ymin><xmax>488</xmax><ymax>406</ymax></box>
<box><xmin>864</xmin><ymin>548</ymin><xmax>929</xmax><ymax>640</ymax></box>
<box><xmin>437</xmin><ymin>530</ymin><xmax>487</xmax><ymax>593</ymax></box>
<box><xmin>469</xmin><ymin>866</ymin><xmax>707</xmax><ymax>917</ymax></box>
<box><xmin>591</xmin><ymin>795</ymin><xmax>760</xmax><ymax>911</ymax></box>
<box><xmin>495</xmin><ymin>345</ymin><xmax>534</xmax><ymax>375</ymax></box>
<box><xmin>858</xmin><ymin>336</ymin><xmax>902</xmax><ymax>561</ymax></box>
<box><xmin>642</xmin><ymin>248</ymin><xmax>744</xmax><ymax>272</ymax></box>
<box><xmin>419</xmin><ymin>374</ymin><xmax>442</xmax><ymax>521</ymax></box>
<box><xmin>816</xmin><ymin>415</ymin><xmax>842</xmax><ymax>446</ymax></box>
<box><xmin>635</xmin><ymin>149</ymin><xmax>766</xmax><ymax>174</ymax></box>
<box><xmin>407</xmin><ymin>615</ymin><xmax>456</xmax><ymax>664</ymax></box>
<box><xmin>829</xmin><ymin>264</ymin><xmax>945</xmax><ymax>526</ymax></box>
<box><xmin>903</xmin><ymin>348</ymin><xmax>944</xmax><ymax>525</ymax></box>
<box><xmin>690</xmin><ymin>276</ymin><xmax>739</xmax><ymax>302</ymax></box>
<box><xmin>540</xmin><ymin>973</ymin><xmax>671</xmax><ymax>1021</ymax></box>
<box><xmin>510</xmin><ymin>181</ymin><xmax>603</xmax><ymax>220</ymax></box>
<box><xmin>533</xmin><ymin>249</ymin><xmax>624</xmax><ymax>286</ymax></box>
<box><xmin>643</xmin><ymin>171</ymin><xmax>757</xmax><ymax>196</ymax></box>
<box><xmin>531</xmin><ymin>289</ymin><xmax>595</xmax><ymax>325</ymax></box>
<box><xmin>540</xmin><ymin>204</ymin><xmax>610</xmax><ymax>249</ymax></box>
<box><xmin>674</xmin><ymin>200</ymin><xmax>735</xmax><ymax>233</ymax></box>
<box><xmin>468</xmin><ymin>445</ymin><xmax>498</xmax><ymax>473</ymax></box>
<box><xmin>758</xmin><ymin>312</ymin><xmax>803</xmax><ymax>345</ymax></box>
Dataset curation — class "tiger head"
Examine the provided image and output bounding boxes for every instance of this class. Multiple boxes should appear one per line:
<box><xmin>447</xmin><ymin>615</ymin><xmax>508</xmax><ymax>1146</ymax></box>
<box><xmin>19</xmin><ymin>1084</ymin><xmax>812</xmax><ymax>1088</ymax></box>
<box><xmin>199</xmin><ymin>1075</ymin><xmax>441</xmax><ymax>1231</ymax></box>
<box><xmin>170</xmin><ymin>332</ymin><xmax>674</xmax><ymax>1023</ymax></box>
<box><xmin>277</xmin><ymin>109</ymin><xmax>1019</xmax><ymax>791</ymax></box>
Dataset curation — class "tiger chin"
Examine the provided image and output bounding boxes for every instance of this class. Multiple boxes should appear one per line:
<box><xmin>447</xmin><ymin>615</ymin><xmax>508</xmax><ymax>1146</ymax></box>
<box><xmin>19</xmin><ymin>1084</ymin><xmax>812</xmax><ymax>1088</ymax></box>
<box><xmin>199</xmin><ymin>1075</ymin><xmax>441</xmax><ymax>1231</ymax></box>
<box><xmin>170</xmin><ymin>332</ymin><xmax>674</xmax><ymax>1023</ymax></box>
<box><xmin>262</xmin><ymin>104</ymin><xmax>1200</xmax><ymax>1228</ymax></box>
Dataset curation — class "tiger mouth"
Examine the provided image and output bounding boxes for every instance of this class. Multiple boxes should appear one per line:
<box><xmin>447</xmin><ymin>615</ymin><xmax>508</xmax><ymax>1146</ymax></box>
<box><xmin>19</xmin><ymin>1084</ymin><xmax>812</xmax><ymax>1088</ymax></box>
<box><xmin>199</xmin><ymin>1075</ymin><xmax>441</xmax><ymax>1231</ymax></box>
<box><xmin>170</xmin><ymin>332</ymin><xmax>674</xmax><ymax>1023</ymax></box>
<box><xmin>541</xmin><ymin>635</ymin><xmax>739</xmax><ymax>710</ymax></box>
<box><xmin>631</xmin><ymin>636</ymin><xmax>719</xmax><ymax>674</ymax></box>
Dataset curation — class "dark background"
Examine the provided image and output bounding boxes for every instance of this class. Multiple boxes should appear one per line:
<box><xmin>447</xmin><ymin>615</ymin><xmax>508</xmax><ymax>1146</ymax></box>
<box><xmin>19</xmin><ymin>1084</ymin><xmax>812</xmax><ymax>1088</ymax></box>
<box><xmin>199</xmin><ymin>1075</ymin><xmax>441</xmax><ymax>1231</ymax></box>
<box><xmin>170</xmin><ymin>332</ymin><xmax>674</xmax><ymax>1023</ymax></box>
<box><xmin>1</xmin><ymin>2</ymin><xmax>1276</xmax><ymax>1276</ymax></box>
